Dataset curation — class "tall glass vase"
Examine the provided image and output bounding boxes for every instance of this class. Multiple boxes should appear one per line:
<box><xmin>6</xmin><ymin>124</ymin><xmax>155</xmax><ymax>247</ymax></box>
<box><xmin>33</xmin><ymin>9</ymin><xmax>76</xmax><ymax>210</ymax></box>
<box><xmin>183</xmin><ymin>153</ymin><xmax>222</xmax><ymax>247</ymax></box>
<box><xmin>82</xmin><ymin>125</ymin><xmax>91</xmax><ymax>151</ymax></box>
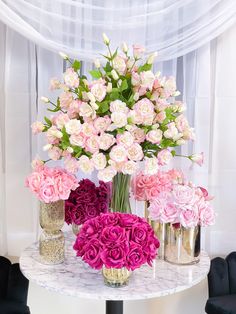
<box><xmin>110</xmin><ymin>173</ymin><xmax>131</xmax><ymax>213</ymax></box>
<box><xmin>39</xmin><ymin>200</ymin><xmax>65</xmax><ymax>264</ymax></box>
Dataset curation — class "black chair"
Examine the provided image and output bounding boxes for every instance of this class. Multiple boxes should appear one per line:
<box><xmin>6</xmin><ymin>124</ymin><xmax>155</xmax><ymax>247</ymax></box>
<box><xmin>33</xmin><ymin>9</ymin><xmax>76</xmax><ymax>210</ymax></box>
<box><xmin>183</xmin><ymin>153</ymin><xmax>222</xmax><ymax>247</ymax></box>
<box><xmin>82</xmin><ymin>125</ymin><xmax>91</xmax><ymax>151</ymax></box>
<box><xmin>205</xmin><ymin>252</ymin><xmax>236</xmax><ymax>314</ymax></box>
<box><xmin>0</xmin><ymin>256</ymin><xmax>30</xmax><ymax>314</ymax></box>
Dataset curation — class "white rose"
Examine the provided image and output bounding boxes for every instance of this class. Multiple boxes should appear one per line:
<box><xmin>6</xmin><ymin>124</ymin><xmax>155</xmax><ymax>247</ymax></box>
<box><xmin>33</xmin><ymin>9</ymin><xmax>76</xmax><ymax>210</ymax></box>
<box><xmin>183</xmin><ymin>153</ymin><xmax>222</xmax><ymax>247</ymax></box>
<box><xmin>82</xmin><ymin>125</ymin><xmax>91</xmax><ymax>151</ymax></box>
<box><xmin>94</xmin><ymin>116</ymin><xmax>111</xmax><ymax>133</ymax></box>
<box><xmin>131</xmin><ymin>127</ymin><xmax>146</xmax><ymax>143</ymax></box>
<box><xmin>81</xmin><ymin>122</ymin><xmax>95</xmax><ymax>137</ymax></box>
<box><xmin>69</xmin><ymin>134</ymin><xmax>85</xmax><ymax>147</ymax></box>
<box><xmin>65</xmin><ymin>119</ymin><xmax>81</xmax><ymax>135</ymax></box>
<box><xmin>79</xmin><ymin>103</ymin><xmax>95</xmax><ymax>118</ymax></box>
<box><xmin>127</xmin><ymin>143</ymin><xmax>144</xmax><ymax>161</ymax></box>
<box><xmin>92</xmin><ymin>153</ymin><xmax>107</xmax><ymax>170</ymax></box>
<box><xmin>98</xmin><ymin>166</ymin><xmax>117</xmax><ymax>182</ymax></box>
<box><xmin>146</xmin><ymin>129</ymin><xmax>163</xmax><ymax>144</ymax></box>
<box><xmin>110</xmin><ymin>100</ymin><xmax>128</xmax><ymax>113</ymax></box>
<box><xmin>140</xmin><ymin>70</ymin><xmax>155</xmax><ymax>90</ymax></box>
<box><xmin>64</xmin><ymin>68</ymin><xmax>79</xmax><ymax>88</ymax></box>
<box><xmin>99</xmin><ymin>133</ymin><xmax>115</xmax><ymax>150</ymax></box>
<box><xmin>111</xmin><ymin>112</ymin><xmax>127</xmax><ymax>128</ymax></box>
<box><xmin>78</xmin><ymin>155</ymin><xmax>94</xmax><ymax>174</ymax></box>
<box><xmin>90</xmin><ymin>83</ymin><xmax>106</xmax><ymax>102</ymax></box>
<box><xmin>117</xmin><ymin>131</ymin><xmax>134</xmax><ymax>148</ymax></box>
<box><xmin>164</xmin><ymin>122</ymin><xmax>179</xmax><ymax>139</ymax></box>
<box><xmin>47</xmin><ymin>126</ymin><xmax>63</xmax><ymax>139</ymax></box>
<box><xmin>122</xmin><ymin>160</ymin><xmax>137</xmax><ymax>175</ymax></box>
<box><xmin>55</xmin><ymin>113</ymin><xmax>69</xmax><ymax>129</ymax></box>
<box><xmin>144</xmin><ymin>157</ymin><xmax>159</xmax><ymax>175</ymax></box>
<box><xmin>113</xmin><ymin>55</ymin><xmax>126</xmax><ymax>75</ymax></box>
<box><xmin>109</xmin><ymin>145</ymin><xmax>127</xmax><ymax>163</ymax></box>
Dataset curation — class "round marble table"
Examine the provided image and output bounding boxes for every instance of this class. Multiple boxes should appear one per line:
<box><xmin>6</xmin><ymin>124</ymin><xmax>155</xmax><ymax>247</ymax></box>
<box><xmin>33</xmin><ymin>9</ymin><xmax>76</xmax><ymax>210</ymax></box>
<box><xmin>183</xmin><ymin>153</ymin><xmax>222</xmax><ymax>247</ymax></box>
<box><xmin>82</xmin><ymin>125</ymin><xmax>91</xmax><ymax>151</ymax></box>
<box><xmin>20</xmin><ymin>233</ymin><xmax>210</xmax><ymax>314</ymax></box>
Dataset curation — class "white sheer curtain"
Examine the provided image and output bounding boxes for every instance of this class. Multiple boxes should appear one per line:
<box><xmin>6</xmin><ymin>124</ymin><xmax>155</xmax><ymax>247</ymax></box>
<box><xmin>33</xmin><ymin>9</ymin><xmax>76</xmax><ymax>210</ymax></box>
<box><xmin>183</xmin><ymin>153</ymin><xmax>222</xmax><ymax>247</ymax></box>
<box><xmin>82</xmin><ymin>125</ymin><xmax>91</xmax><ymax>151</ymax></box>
<box><xmin>0</xmin><ymin>0</ymin><xmax>235</xmax><ymax>60</ymax></box>
<box><xmin>0</xmin><ymin>1</ymin><xmax>235</xmax><ymax>256</ymax></box>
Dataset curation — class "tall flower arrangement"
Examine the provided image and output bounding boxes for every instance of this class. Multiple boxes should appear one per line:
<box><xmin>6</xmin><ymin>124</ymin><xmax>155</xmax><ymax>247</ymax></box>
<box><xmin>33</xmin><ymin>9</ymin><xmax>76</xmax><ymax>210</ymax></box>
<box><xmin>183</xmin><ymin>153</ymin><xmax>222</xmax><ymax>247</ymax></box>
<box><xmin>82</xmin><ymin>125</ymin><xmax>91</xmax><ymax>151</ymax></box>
<box><xmin>31</xmin><ymin>34</ymin><xmax>201</xmax><ymax>212</ymax></box>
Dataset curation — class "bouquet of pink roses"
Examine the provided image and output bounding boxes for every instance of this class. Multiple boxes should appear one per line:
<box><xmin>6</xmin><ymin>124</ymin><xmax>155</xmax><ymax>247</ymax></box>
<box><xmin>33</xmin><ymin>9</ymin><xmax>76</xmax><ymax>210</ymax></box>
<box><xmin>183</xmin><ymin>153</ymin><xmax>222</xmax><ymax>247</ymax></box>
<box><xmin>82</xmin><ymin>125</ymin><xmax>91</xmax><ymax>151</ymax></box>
<box><xmin>25</xmin><ymin>164</ymin><xmax>78</xmax><ymax>203</ymax></box>
<box><xmin>65</xmin><ymin>179</ymin><xmax>111</xmax><ymax>225</ymax></box>
<box><xmin>148</xmin><ymin>181</ymin><xmax>215</xmax><ymax>228</ymax></box>
<box><xmin>73</xmin><ymin>212</ymin><xmax>159</xmax><ymax>270</ymax></box>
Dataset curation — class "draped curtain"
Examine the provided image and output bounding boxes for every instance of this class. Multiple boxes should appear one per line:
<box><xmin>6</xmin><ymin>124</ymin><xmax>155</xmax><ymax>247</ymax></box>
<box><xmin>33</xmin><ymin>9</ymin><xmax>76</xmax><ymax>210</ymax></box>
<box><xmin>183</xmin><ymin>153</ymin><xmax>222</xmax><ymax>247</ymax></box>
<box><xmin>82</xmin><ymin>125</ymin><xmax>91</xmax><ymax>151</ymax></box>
<box><xmin>0</xmin><ymin>0</ymin><xmax>236</xmax><ymax>256</ymax></box>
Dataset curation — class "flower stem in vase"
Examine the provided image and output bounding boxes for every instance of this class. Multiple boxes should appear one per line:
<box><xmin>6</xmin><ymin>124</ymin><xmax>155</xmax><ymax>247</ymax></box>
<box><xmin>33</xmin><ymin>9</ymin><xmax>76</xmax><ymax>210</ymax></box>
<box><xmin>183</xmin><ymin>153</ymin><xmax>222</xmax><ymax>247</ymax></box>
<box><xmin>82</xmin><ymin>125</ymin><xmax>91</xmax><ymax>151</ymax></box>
<box><xmin>111</xmin><ymin>173</ymin><xmax>131</xmax><ymax>213</ymax></box>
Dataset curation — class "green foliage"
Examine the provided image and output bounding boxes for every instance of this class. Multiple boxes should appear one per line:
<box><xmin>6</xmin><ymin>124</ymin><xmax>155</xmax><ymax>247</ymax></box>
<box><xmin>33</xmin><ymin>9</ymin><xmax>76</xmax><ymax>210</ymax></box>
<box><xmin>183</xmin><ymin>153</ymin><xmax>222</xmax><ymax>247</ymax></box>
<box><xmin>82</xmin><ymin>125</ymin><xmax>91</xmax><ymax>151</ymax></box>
<box><xmin>138</xmin><ymin>63</ymin><xmax>152</xmax><ymax>73</ymax></box>
<box><xmin>72</xmin><ymin>60</ymin><xmax>81</xmax><ymax>71</ymax></box>
<box><xmin>60</xmin><ymin>127</ymin><xmax>70</xmax><ymax>149</ymax></box>
<box><xmin>44</xmin><ymin>116</ymin><xmax>52</xmax><ymax>127</ymax></box>
<box><xmin>120</xmin><ymin>79</ymin><xmax>128</xmax><ymax>91</ymax></box>
<box><xmin>89</xmin><ymin>70</ymin><xmax>102</xmax><ymax>79</ymax></box>
<box><xmin>97</xmin><ymin>101</ymin><xmax>109</xmax><ymax>114</ymax></box>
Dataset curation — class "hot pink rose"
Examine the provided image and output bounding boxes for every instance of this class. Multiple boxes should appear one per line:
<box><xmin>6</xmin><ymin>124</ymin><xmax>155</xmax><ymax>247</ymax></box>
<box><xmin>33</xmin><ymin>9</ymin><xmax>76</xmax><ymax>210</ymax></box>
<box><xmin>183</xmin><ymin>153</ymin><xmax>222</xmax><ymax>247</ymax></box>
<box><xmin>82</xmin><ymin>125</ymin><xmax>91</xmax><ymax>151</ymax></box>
<box><xmin>126</xmin><ymin>242</ymin><xmax>146</xmax><ymax>271</ymax></box>
<box><xmin>82</xmin><ymin>240</ymin><xmax>103</xmax><ymax>270</ymax></box>
<box><xmin>131</xmin><ymin>223</ymin><xmax>149</xmax><ymax>246</ymax></box>
<box><xmin>101</xmin><ymin>226</ymin><xmax>127</xmax><ymax>246</ymax></box>
<box><xmin>101</xmin><ymin>244</ymin><xmax>128</xmax><ymax>268</ymax></box>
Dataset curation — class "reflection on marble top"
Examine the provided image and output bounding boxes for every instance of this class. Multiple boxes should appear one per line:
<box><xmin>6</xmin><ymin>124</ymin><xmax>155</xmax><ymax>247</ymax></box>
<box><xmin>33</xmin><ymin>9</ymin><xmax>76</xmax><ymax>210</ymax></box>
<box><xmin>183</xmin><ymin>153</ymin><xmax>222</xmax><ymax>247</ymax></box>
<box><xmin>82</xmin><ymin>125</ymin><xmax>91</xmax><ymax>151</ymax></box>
<box><xmin>20</xmin><ymin>232</ymin><xmax>210</xmax><ymax>301</ymax></box>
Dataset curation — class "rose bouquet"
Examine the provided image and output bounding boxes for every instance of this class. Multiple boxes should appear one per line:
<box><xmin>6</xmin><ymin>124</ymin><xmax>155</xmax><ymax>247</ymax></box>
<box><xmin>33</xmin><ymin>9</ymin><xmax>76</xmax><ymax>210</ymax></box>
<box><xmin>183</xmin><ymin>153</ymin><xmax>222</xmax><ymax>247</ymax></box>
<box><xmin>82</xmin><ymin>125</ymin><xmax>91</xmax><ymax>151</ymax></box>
<box><xmin>30</xmin><ymin>34</ymin><xmax>201</xmax><ymax>213</ymax></box>
<box><xmin>65</xmin><ymin>179</ymin><xmax>111</xmax><ymax>226</ymax></box>
<box><xmin>73</xmin><ymin>212</ymin><xmax>159</xmax><ymax>272</ymax></box>
<box><xmin>25</xmin><ymin>163</ymin><xmax>78</xmax><ymax>203</ymax></box>
<box><xmin>148</xmin><ymin>180</ymin><xmax>215</xmax><ymax>228</ymax></box>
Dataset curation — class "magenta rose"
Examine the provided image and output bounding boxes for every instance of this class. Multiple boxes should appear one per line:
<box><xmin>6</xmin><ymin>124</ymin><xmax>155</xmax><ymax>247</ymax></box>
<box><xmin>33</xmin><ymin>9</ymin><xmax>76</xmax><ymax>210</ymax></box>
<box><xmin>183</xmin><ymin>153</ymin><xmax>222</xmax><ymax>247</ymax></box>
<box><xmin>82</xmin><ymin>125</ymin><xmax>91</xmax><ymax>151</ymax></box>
<box><xmin>98</xmin><ymin>201</ymin><xmax>109</xmax><ymax>213</ymax></box>
<box><xmin>131</xmin><ymin>223</ymin><xmax>149</xmax><ymax>246</ymax></box>
<box><xmin>85</xmin><ymin>205</ymin><xmax>100</xmax><ymax>220</ymax></box>
<box><xmin>65</xmin><ymin>201</ymin><xmax>75</xmax><ymax>225</ymax></box>
<box><xmin>73</xmin><ymin>238</ymin><xmax>86</xmax><ymax>257</ymax></box>
<box><xmin>72</xmin><ymin>204</ymin><xmax>86</xmax><ymax>225</ymax></box>
<box><xmin>100</xmin><ymin>213</ymin><xmax>120</xmax><ymax>227</ymax></box>
<box><xmin>143</xmin><ymin>238</ymin><xmax>160</xmax><ymax>265</ymax></box>
<box><xmin>79</xmin><ymin>218</ymin><xmax>102</xmax><ymax>241</ymax></box>
<box><xmin>82</xmin><ymin>240</ymin><xmax>103</xmax><ymax>270</ymax></box>
<box><xmin>101</xmin><ymin>226</ymin><xmax>127</xmax><ymax>246</ymax></box>
<box><xmin>119</xmin><ymin>213</ymin><xmax>139</xmax><ymax>228</ymax></box>
<box><xmin>100</xmin><ymin>244</ymin><xmax>128</xmax><ymax>268</ymax></box>
<box><xmin>126</xmin><ymin>242</ymin><xmax>146</xmax><ymax>271</ymax></box>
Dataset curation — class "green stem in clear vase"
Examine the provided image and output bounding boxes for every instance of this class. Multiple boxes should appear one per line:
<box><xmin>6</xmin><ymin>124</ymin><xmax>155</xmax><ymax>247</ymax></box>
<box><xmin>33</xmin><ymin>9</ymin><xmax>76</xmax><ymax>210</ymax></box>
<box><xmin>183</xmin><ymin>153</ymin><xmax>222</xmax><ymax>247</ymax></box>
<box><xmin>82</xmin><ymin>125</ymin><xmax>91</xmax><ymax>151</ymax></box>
<box><xmin>111</xmin><ymin>173</ymin><xmax>131</xmax><ymax>213</ymax></box>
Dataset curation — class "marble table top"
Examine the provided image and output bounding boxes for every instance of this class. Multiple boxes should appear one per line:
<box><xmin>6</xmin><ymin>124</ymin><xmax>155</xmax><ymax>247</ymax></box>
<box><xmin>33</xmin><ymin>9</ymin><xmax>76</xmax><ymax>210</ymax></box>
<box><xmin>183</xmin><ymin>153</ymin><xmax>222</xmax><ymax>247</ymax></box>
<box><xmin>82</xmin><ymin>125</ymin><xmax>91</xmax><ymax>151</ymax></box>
<box><xmin>20</xmin><ymin>232</ymin><xmax>210</xmax><ymax>301</ymax></box>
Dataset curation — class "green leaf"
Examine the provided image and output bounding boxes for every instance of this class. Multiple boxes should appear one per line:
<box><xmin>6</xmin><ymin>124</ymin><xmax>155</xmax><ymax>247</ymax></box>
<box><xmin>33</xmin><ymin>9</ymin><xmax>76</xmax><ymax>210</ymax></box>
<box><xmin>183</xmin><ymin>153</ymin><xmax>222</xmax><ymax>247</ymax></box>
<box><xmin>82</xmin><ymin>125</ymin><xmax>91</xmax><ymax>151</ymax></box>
<box><xmin>89</xmin><ymin>70</ymin><xmax>102</xmax><ymax>79</ymax></box>
<box><xmin>61</xmin><ymin>127</ymin><xmax>70</xmax><ymax>148</ymax></box>
<box><xmin>72</xmin><ymin>60</ymin><xmax>81</xmax><ymax>71</ymax></box>
<box><xmin>117</xmin><ymin>127</ymin><xmax>126</xmax><ymax>134</ymax></box>
<box><xmin>97</xmin><ymin>101</ymin><xmax>109</xmax><ymax>114</ymax></box>
<box><xmin>44</xmin><ymin>116</ymin><xmax>52</xmax><ymax>127</ymax></box>
<box><xmin>104</xmin><ymin>62</ymin><xmax>112</xmax><ymax>73</ymax></box>
<box><xmin>110</xmin><ymin>91</ymin><xmax>120</xmax><ymax>101</ymax></box>
<box><xmin>120</xmin><ymin>79</ymin><xmax>128</xmax><ymax>91</ymax></box>
<box><xmin>138</xmin><ymin>63</ymin><xmax>152</xmax><ymax>73</ymax></box>
<box><xmin>47</xmin><ymin>107</ymin><xmax>60</xmax><ymax>113</ymax></box>
<box><xmin>171</xmin><ymin>150</ymin><xmax>176</xmax><ymax>156</ymax></box>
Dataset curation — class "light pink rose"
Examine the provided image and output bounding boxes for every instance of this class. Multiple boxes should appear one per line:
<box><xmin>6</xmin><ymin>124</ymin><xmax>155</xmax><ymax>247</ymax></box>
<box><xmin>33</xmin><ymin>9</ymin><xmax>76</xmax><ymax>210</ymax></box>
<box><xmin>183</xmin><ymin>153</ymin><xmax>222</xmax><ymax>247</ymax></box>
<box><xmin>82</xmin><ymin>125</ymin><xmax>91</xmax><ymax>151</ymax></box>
<box><xmin>85</xmin><ymin>136</ymin><xmax>99</xmax><ymax>153</ymax></box>
<box><xmin>39</xmin><ymin>180</ymin><xmax>58</xmax><ymax>203</ymax></box>
<box><xmin>158</xmin><ymin>149</ymin><xmax>173</xmax><ymax>166</ymax></box>
<box><xmin>198</xmin><ymin>201</ymin><xmax>215</xmax><ymax>226</ymax></box>
<box><xmin>69</xmin><ymin>133</ymin><xmax>86</xmax><ymax>147</ymax></box>
<box><xmin>68</xmin><ymin>100</ymin><xmax>82</xmax><ymax>118</ymax></box>
<box><xmin>90</xmin><ymin>80</ymin><xmax>106</xmax><ymax>102</ymax></box>
<box><xmin>59</xmin><ymin>92</ymin><xmax>73</xmax><ymax>109</ymax></box>
<box><xmin>52</xmin><ymin>113</ymin><xmax>70</xmax><ymax>129</ymax></box>
<box><xmin>31</xmin><ymin>158</ymin><xmax>44</xmax><ymax>172</ymax></box>
<box><xmin>98</xmin><ymin>133</ymin><xmax>115</xmax><ymax>151</ymax></box>
<box><xmin>175</xmin><ymin>114</ymin><xmax>189</xmax><ymax>132</ymax></box>
<box><xmin>116</xmin><ymin>132</ymin><xmax>134</xmax><ymax>148</ymax></box>
<box><xmin>140</xmin><ymin>70</ymin><xmax>155</xmax><ymax>90</ymax></box>
<box><xmin>144</xmin><ymin>157</ymin><xmax>159</xmax><ymax>175</ymax></box>
<box><xmin>155</xmin><ymin>111</ymin><xmax>166</xmax><ymax>123</ymax></box>
<box><xmin>127</xmin><ymin>143</ymin><xmax>144</xmax><ymax>161</ymax></box>
<box><xmin>25</xmin><ymin>172</ymin><xmax>43</xmax><ymax>193</ymax></box>
<box><xmin>131</xmin><ymin>72</ymin><xmax>141</xmax><ymax>86</ymax></box>
<box><xmin>110</xmin><ymin>100</ymin><xmax>128</xmax><ymax>113</ymax></box>
<box><xmin>131</xmin><ymin>127</ymin><xmax>146</xmax><ymax>143</ymax></box>
<box><xmin>31</xmin><ymin>121</ymin><xmax>45</xmax><ymax>134</ymax></box>
<box><xmin>189</xmin><ymin>153</ymin><xmax>204</xmax><ymax>166</ymax></box>
<box><xmin>113</xmin><ymin>55</ymin><xmax>127</xmax><ymax>75</ymax></box>
<box><xmin>163</xmin><ymin>76</ymin><xmax>177</xmax><ymax>97</ymax></box>
<box><xmin>179</xmin><ymin>206</ymin><xmax>199</xmax><ymax>228</ymax></box>
<box><xmin>94</xmin><ymin>116</ymin><xmax>111</xmax><ymax>133</ymax></box>
<box><xmin>133</xmin><ymin>98</ymin><xmax>154</xmax><ymax>126</ymax></box>
<box><xmin>133</xmin><ymin>44</ymin><xmax>145</xmax><ymax>58</ymax></box>
<box><xmin>97</xmin><ymin>166</ymin><xmax>117</xmax><ymax>182</ymax></box>
<box><xmin>148</xmin><ymin>198</ymin><xmax>166</xmax><ymax>221</ymax></box>
<box><xmin>160</xmin><ymin>203</ymin><xmax>179</xmax><ymax>223</ymax></box>
<box><xmin>163</xmin><ymin>122</ymin><xmax>179</xmax><ymax>139</ymax></box>
<box><xmin>109</xmin><ymin>145</ymin><xmax>127</xmax><ymax>163</ymax></box>
<box><xmin>173</xmin><ymin>185</ymin><xmax>195</xmax><ymax>205</ymax></box>
<box><xmin>48</xmin><ymin>146</ymin><xmax>62</xmax><ymax>161</ymax></box>
<box><xmin>64</xmin><ymin>156</ymin><xmax>79</xmax><ymax>174</ymax></box>
<box><xmin>64</xmin><ymin>67</ymin><xmax>79</xmax><ymax>88</ymax></box>
<box><xmin>146</xmin><ymin>129</ymin><xmax>162</xmax><ymax>144</ymax></box>
<box><xmin>49</xmin><ymin>77</ymin><xmax>60</xmax><ymax>90</ymax></box>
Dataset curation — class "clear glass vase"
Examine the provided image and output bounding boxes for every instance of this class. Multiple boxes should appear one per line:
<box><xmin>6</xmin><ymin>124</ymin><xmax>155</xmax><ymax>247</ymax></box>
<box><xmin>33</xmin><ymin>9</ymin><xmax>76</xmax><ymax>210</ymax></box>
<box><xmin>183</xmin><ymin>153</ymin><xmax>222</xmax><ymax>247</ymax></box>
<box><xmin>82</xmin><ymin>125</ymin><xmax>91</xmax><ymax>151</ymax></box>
<box><xmin>164</xmin><ymin>223</ymin><xmax>201</xmax><ymax>265</ymax></box>
<box><xmin>102</xmin><ymin>267</ymin><xmax>131</xmax><ymax>287</ymax></box>
<box><xmin>110</xmin><ymin>173</ymin><xmax>131</xmax><ymax>213</ymax></box>
<box><xmin>144</xmin><ymin>201</ymin><xmax>165</xmax><ymax>259</ymax></box>
<box><xmin>39</xmin><ymin>200</ymin><xmax>65</xmax><ymax>264</ymax></box>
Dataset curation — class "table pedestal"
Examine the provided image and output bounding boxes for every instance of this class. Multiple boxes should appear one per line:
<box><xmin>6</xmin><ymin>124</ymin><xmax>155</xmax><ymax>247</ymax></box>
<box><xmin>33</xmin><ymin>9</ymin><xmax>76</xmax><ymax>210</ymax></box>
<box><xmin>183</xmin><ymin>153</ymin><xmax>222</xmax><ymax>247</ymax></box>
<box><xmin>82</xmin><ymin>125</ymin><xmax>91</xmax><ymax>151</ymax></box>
<box><xmin>106</xmin><ymin>301</ymin><xmax>123</xmax><ymax>314</ymax></box>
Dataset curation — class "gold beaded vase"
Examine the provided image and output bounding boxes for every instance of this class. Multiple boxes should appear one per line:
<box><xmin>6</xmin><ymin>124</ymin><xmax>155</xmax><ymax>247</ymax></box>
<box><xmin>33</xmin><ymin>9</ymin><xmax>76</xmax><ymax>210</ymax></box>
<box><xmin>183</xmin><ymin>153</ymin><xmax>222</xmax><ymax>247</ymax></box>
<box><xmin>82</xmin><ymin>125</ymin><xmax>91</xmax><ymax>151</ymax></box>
<box><xmin>164</xmin><ymin>223</ymin><xmax>201</xmax><ymax>265</ymax></box>
<box><xmin>39</xmin><ymin>200</ymin><xmax>65</xmax><ymax>264</ymax></box>
<box><xmin>102</xmin><ymin>267</ymin><xmax>131</xmax><ymax>287</ymax></box>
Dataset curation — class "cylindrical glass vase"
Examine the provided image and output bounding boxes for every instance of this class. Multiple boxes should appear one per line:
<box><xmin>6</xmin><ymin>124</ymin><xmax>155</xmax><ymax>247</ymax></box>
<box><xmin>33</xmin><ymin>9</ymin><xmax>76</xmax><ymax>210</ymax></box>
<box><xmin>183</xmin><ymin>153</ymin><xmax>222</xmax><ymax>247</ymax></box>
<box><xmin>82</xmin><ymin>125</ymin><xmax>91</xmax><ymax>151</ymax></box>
<box><xmin>110</xmin><ymin>173</ymin><xmax>131</xmax><ymax>213</ymax></box>
<box><xmin>39</xmin><ymin>200</ymin><xmax>65</xmax><ymax>264</ymax></box>
<box><xmin>164</xmin><ymin>223</ymin><xmax>201</xmax><ymax>265</ymax></box>
<box><xmin>72</xmin><ymin>222</ymin><xmax>82</xmax><ymax>236</ymax></box>
<box><xmin>102</xmin><ymin>267</ymin><xmax>131</xmax><ymax>287</ymax></box>
<box><xmin>144</xmin><ymin>202</ymin><xmax>165</xmax><ymax>259</ymax></box>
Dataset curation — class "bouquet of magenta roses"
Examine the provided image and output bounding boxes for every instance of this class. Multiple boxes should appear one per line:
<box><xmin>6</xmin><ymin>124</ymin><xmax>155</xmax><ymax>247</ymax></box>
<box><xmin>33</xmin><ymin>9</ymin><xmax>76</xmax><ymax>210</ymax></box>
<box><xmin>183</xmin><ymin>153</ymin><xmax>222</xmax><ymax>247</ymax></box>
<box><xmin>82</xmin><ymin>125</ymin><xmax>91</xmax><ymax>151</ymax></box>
<box><xmin>73</xmin><ymin>212</ymin><xmax>159</xmax><ymax>272</ymax></box>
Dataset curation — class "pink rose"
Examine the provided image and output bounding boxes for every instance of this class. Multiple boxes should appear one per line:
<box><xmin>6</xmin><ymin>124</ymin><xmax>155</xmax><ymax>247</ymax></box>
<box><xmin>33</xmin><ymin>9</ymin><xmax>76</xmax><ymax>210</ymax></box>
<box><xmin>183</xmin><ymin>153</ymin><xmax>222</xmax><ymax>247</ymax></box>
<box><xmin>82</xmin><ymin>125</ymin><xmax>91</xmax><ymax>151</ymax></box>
<box><xmin>173</xmin><ymin>185</ymin><xmax>195</xmax><ymax>205</ymax></box>
<box><xmin>158</xmin><ymin>149</ymin><xmax>173</xmax><ymax>166</ymax></box>
<box><xmin>31</xmin><ymin>121</ymin><xmax>45</xmax><ymax>134</ymax></box>
<box><xmin>189</xmin><ymin>152</ymin><xmax>204</xmax><ymax>166</ymax></box>
<box><xmin>39</xmin><ymin>181</ymin><xmax>58</xmax><ymax>203</ymax></box>
<box><xmin>148</xmin><ymin>198</ymin><xmax>166</xmax><ymax>220</ymax></box>
<box><xmin>79</xmin><ymin>218</ymin><xmax>102</xmax><ymax>241</ymax></box>
<box><xmin>126</xmin><ymin>242</ymin><xmax>146</xmax><ymax>271</ymax></box>
<box><xmin>64</xmin><ymin>68</ymin><xmax>79</xmax><ymax>88</ymax></box>
<box><xmin>25</xmin><ymin>172</ymin><xmax>43</xmax><ymax>193</ymax></box>
<box><xmin>199</xmin><ymin>202</ymin><xmax>215</xmax><ymax>227</ymax></box>
<box><xmin>133</xmin><ymin>44</ymin><xmax>145</xmax><ymax>59</ymax></box>
<box><xmin>198</xmin><ymin>186</ymin><xmax>214</xmax><ymax>201</ymax></box>
<box><xmin>131</xmin><ymin>223</ymin><xmax>149</xmax><ymax>246</ymax></box>
<box><xmin>160</xmin><ymin>203</ymin><xmax>179</xmax><ymax>223</ymax></box>
<box><xmin>179</xmin><ymin>206</ymin><xmax>199</xmax><ymax>228</ymax></box>
<box><xmin>59</xmin><ymin>92</ymin><xmax>73</xmax><ymax>109</ymax></box>
<box><xmin>119</xmin><ymin>214</ymin><xmax>139</xmax><ymax>228</ymax></box>
<box><xmin>100</xmin><ymin>213</ymin><xmax>120</xmax><ymax>227</ymax></box>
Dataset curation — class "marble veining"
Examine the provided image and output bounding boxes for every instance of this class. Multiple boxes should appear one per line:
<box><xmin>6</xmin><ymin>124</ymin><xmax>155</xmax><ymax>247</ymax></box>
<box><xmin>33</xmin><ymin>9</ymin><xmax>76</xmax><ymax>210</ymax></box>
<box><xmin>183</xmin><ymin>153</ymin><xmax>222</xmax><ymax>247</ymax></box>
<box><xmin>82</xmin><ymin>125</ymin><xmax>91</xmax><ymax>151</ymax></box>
<box><xmin>20</xmin><ymin>232</ymin><xmax>210</xmax><ymax>301</ymax></box>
